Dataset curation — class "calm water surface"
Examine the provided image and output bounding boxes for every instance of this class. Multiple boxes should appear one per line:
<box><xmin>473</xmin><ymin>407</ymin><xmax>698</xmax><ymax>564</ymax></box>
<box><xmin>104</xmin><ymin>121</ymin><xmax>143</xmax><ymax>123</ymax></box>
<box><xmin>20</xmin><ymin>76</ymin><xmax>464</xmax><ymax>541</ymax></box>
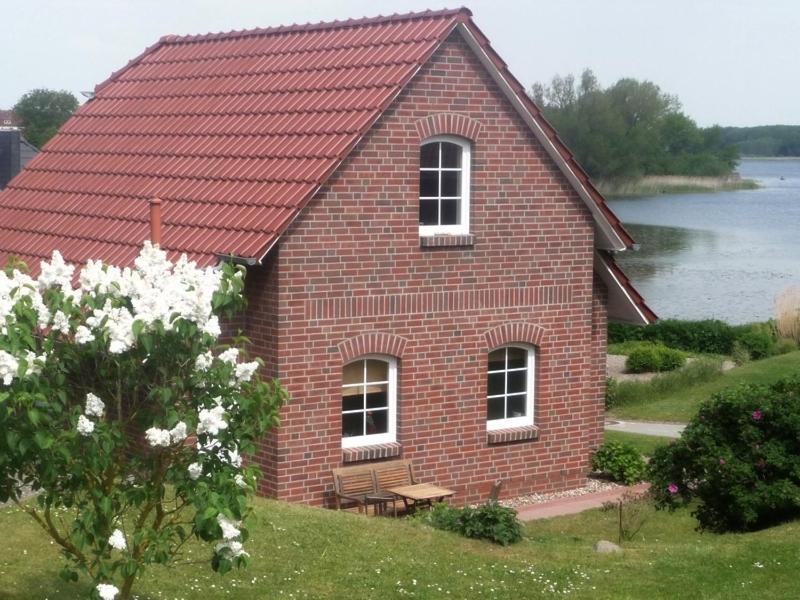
<box><xmin>608</xmin><ymin>159</ymin><xmax>800</xmax><ymax>323</ymax></box>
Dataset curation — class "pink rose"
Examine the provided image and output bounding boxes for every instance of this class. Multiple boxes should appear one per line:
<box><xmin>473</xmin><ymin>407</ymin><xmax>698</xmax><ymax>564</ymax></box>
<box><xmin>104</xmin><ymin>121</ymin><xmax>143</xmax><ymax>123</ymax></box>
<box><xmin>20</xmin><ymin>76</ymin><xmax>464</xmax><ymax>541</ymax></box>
<box><xmin>719</xmin><ymin>458</ymin><xmax>726</xmax><ymax>465</ymax></box>
<box><xmin>752</xmin><ymin>410</ymin><xmax>763</xmax><ymax>421</ymax></box>
<box><xmin>667</xmin><ymin>483</ymin><xmax>679</xmax><ymax>495</ymax></box>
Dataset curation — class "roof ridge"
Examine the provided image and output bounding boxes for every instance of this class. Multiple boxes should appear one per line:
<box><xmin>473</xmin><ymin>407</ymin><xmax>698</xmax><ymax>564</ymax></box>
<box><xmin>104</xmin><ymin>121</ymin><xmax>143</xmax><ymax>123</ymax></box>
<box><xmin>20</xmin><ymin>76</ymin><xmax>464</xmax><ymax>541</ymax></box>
<box><xmin>158</xmin><ymin>7</ymin><xmax>471</xmax><ymax>44</ymax></box>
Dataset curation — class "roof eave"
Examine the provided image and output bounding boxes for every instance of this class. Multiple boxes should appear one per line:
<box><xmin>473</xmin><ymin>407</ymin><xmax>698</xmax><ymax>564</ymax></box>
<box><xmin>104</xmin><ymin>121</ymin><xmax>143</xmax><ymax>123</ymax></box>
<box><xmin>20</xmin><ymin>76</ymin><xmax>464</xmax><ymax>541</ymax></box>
<box><xmin>594</xmin><ymin>251</ymin><xmax>657</xmax><ymax>325</ymax></box>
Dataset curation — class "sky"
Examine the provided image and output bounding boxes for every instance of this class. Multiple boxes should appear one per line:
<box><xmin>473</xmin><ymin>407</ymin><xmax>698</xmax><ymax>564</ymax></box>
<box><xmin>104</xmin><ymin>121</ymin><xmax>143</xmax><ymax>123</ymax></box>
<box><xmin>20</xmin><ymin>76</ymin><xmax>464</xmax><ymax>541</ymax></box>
<box><xmin>3</xmin><ymin>0</ymin><xmax>798</xmax><ymax>127</ymax></box>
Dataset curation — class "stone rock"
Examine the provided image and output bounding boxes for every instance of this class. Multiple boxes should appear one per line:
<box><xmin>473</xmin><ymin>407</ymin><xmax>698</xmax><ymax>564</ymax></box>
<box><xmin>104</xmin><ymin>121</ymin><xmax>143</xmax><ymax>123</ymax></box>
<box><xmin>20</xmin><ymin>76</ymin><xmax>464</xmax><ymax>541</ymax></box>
<box><xmin>594</xmin><ymin>540</ymin><xmax>623</xmax><ymax>554</ymax></box>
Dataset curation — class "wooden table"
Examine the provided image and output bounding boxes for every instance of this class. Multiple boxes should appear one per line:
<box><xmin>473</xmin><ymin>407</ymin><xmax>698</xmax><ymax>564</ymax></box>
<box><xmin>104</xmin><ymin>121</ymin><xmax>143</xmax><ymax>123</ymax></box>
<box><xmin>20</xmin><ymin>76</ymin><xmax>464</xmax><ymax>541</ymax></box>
<box><xmin>386</xmin><ymin>483</ymin><xmax>455</xmax><ymax>512</ymax></box>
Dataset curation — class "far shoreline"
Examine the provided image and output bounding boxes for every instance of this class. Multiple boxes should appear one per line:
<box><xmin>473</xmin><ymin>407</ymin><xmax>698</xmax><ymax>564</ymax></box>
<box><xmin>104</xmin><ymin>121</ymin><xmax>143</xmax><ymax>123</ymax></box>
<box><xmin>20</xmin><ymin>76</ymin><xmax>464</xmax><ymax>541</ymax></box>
<box><xmin>599</xmin><ymin>174</ymin><xmax>759</xmax><ymax>199</ymax></box>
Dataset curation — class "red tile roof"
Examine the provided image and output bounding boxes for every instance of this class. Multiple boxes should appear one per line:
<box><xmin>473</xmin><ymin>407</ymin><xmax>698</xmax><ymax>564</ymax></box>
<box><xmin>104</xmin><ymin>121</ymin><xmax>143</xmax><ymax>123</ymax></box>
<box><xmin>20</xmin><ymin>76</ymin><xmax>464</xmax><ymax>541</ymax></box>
<box><xmin>0</xmin><ymin>7</ymin><xmax>636</xmax><ymax>274</ymax></box>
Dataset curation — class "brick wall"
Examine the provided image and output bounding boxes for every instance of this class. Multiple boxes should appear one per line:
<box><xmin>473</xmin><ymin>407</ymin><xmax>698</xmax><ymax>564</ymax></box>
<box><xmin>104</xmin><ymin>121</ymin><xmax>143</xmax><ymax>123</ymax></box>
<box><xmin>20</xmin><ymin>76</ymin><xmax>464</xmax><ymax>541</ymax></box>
<box><xmin>244</xmin><ymin>31</ymin><xmax>608</xmax><ymax>506</ymax></box>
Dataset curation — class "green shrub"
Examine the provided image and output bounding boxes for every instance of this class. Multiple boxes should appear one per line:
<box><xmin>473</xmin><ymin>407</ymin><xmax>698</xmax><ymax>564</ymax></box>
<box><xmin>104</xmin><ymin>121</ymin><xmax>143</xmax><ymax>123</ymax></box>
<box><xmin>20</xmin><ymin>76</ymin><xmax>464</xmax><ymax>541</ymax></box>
<box><xmin>425</xmin><ymin>502</ymin><xmax>523</xmax><ymax>546</ymax></box>
<box><xmin>610</xmin><ymin>319</ymin><xmax>778</xmax><ymax>357</ymax></box>
<box><xmin>625</xmin><ymin>343</ymin><xmax>686</xmax><ymax>373</ymax></box>
<box><xmin>605</xmin><ymin>377</ymin><xmax>619</xmax><ymax>410</ymax></box>
<box><xmin>731</xmin><ymin>340</ymin><xmax>751</xmax><ymax>366</ymax></box>
<box><xmin>732</xmin><ymin>323</ymin><xmax>776</xmax><ymax>359</ymax></box>
<box><xmin>592</xmin><ymin>442</ymin><xmax>647</xmax><ymax>485</ymax></box>
<box><xmin>649</xmin><ymin>375</ymin><xmax>800</xmax><ymax>532</ymax></box>
<box><xmin>775</xmin><ymin>338</ymin><xmax>798</xmax><ymax>355</ymax></box>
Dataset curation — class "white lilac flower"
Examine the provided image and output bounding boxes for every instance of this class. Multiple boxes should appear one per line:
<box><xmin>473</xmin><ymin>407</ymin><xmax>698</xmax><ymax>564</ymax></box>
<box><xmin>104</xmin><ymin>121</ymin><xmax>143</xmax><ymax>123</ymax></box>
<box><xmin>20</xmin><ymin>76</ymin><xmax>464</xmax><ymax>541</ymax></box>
<box><xmin>108</xmin><ymin>529</ymin><xmax>127</xmax><ymax>551</ymax></box>
<box><xmin>197</xmin><ymin>405</ymin><xmax>228</xmax><ymax>436</ymax></box>
<box><xmin>51</xmin><ymin>310</ymin><xmax>71</xmax><ymax>335</ymax></box>
<box><xmin>234</xmin><ymin>361</ymin><xmax>258</xmax><ymax>383</ymax></box>
<box><xmin>84</xmin><ymin>393</ymin><xmax>105</xmax><ymax>418</ymax></box>
<box><xmin>218</xmin><ymin>348</ymin><xmax>239</xmax><ymax>365</ymax></box>
<box><xmin>195</xmin><ymin>351</ymin><xmax>213</xmax><ymax>371</ymax></box>
<box><xmin>96</xmin><ymin>583</ymin><xmax>119</xmax><ymax>600</ymax></box>
<box><xmin>169</xmin><ymin>421</ymin><xmax>188</xmax><ymax>444</ymax></box>
<box><xmin>217</xmin><ymin>514</ymin><xmax>241</xmax><ymax>540</ymax></box>
<box><xmin>215</xmin><ymin>540</ymin><xmax>249</xmax><ymax>559</ymax></box>
<box><xmin>226</xmin><ymin>447</ymin><xmax>242</xmax><ymax>468</ymax></box>
<box><xmin>187</xmin><ymin>462</ymin><xmax>203</xmax><ymax>480</ymax></box>
<box><xmin>38</xmin><ymin>250</ymin><xmax>75</xmax><ymax>292</ymax></box>
<box><xmin>22</xmin><ymin>351</ymin><xmax>42</xmax><ymax>377</ymax></box>
<box><xmin>74</xmin><ymin>326</ymin><xmax>95</xmax><ymax>344</ymax></box>
<box><xmin>144</xmin><ymin>427</ymin><xmax>171</xmax><ymax>448</ymax></box>
<box><xmin>0</xmin><ymin>350</ymin><xmax>19</xmax><ymax>386</ymax></box>
<box><xmin>77</xmin><ymin>415</ymin><xmax>95</xmax><ymax>436</ymax></box>
<box><xmin>234</xmin><ymin>474</ymin><xmax>248</xmax><ymax>489</ymax></box>
<box><xmin>202</xmin><ymin>315</ymin><xmax>221</xmax><ymax>337</ymax></box>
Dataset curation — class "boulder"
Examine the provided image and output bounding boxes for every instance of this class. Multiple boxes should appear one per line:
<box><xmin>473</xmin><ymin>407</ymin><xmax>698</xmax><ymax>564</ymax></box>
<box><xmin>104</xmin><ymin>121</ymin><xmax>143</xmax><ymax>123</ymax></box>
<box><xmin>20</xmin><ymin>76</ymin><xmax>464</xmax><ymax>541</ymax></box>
<box><xmin>594</xmin><ymin>540</ymin><xmax>623</xmax><ymax>554</ymax></box>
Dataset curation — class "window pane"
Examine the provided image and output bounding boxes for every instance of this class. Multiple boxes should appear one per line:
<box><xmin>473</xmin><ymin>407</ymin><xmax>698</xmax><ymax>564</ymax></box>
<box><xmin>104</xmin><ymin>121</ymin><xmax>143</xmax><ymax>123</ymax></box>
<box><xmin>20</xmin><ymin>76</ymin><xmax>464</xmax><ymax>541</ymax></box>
<box><xmin>420</xmin><ymin>199</ymin><xmax>438</xmax><ymax>225</ymax></box>
<box><xmin>342</xmin><ymin>412</ymin><xmax>364</xmax><ymax>438</ymax></box>
<box><xmin>441</xmin><ymin>142</ymin><xmax>462</xmax><ymax>168</ymax></box>
<box><xmin>507</xmin><ymin>394</ymin><xmax>527</xmax><ymax>418</ymax></box>
<box><xmin>365</xmin><ymin>384</ymin><xmax>388</xmax><ymax>409</ymax></box>
<box><xmin>342</xmin><ymin>387</ymin><xmax>364</xmax><ymax>412</ymax></box>
<box><xmin>440</xmin><ymin>199</ymin><xmax>459</xmax><ymax>225</ymax></box>
<box><xmin>420</xmin><ymin>171</ymin><xmax>439</xmax><ymax>198</ymax></box>
<box><xmin>367</xmin><ymin>409</ymin><xmax>388</xmax><ymax>434</ymax></box>
<box><xmin>488</xmin><ymin>349</ymin><xmax>505</xmax><ymax>371</ymax></box>
<box><xmin>507</xmin><ymin>369</ymin><xmax>526</xmax><ymax>394</ymax></box>
<box><xmin>487</xmin><ymin>372</ymin><xmax>505</xmax><ymax>396</ymax></box>
<box><xmin>440</xmin><ymin>171</ymin><xmax>460</xmax><ymax>197</ymax></box>
<box><xmin>487</xmin><ymin>397</ymin><xmax>505</xmax><ymax>420</ymax></box>
<box><xmin>365</xmin><ymin>359</ymin><xmax>388</xmax><ymax>383</ymax></box>
<box><xmin>343</xmin><ymin>360</ymin><xmax>362</xmax><ymax>386</ymax></box>
<box><xmin>507</xmin><ymin>347</ymin><xmax>526</xmax><ymax>369</ymax></box>
<box><xmin>420</xmin><ymin>143</ymin><xmax>438</xmax><ymax>168</ymax></box>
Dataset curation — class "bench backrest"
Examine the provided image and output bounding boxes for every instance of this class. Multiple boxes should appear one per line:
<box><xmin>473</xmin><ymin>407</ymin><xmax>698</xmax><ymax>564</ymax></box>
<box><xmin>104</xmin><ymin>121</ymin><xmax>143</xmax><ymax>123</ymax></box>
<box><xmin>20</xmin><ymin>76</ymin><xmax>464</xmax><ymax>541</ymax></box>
<box><xmin>332</xmin><ymin>465</ymin><xmax>376</xmax><ymax>496</ymax></box>
<box><xmin>374</xmin><ymin>460</ymin><xmax>414</xmax><ymax>491</ymax></box>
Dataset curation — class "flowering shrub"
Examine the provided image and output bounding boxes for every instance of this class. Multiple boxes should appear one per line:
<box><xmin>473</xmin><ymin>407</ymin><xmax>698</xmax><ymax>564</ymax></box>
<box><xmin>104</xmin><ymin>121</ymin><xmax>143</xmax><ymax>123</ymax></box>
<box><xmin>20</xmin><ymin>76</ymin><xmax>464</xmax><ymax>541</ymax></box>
<box><xmin>649</xmin><ymin>376</ymin><xmax>800</xmax><ymax>532</ymax></box>
<box><xmin>0</xmin><ymin>244</ymin><xmax>286</xmax><ymax>599</ymax></box>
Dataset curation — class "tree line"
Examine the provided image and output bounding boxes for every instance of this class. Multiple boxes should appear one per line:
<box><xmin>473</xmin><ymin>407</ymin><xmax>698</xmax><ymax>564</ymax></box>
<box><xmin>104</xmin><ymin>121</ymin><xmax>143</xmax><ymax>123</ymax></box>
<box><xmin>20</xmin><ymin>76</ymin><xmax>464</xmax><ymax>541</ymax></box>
<box><xmin>530</xmin><ymin>69</ymin><xmax>739</xmax><ymax>181</ymax></box>
<box><xmin>717</xmin><ymin>125</ymin><xmax>800</xmax><ymax>157</ymax></box>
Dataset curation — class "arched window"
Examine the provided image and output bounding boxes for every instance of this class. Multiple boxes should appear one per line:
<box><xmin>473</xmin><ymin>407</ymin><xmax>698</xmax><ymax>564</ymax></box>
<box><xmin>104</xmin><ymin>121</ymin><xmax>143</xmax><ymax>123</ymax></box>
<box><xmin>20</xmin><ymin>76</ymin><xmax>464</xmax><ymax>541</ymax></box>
<box><xmin>486</xmin><ymin>345</ymin><xmax>535</xmax><ymax>430</ymax></box>
<box><xmin>341</xmin><ymin>356</ymin><xmax>397</xmax><ymax>448</ymax></box>
<box><xmin>419</xmin><ymin>135</ymin><xmax>470</xmax><ymax>235</ymax></box>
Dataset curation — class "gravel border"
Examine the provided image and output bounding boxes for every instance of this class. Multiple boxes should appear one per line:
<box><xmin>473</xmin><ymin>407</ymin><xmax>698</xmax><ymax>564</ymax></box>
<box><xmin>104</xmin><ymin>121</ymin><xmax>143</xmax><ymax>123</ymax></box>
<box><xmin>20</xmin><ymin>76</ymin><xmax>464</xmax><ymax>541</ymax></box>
<box><xmin>500</xmin><ymin>478</ymin><xmax>622</xmax><ymax>509</ymax></box>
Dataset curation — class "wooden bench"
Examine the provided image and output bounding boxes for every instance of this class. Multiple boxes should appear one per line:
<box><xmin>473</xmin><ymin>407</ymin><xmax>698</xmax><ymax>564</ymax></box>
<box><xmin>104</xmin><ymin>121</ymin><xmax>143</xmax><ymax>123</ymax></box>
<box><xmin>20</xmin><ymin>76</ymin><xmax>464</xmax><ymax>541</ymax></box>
<box><xmin>332</xmin><ymin>460</ymin><xmax>451</xmax><ymax>516</ymax></box>
<box><xmin>331</xmin><ymin>463</ymin><xmax>397</xmax><ymax>516</ymax></box>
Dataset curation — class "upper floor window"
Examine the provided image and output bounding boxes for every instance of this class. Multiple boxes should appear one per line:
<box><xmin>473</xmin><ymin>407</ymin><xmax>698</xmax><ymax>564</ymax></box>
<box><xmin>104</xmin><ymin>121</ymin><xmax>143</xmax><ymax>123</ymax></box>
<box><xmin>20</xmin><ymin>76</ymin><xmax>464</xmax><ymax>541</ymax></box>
<box><xmin>419</xmin><ymin>136</ymin><xmax>470</xmax><ymax>236</ymax></box>
<box><xmin>341</xmin><ymin>356</ymin><xmax>397</xmax><ymax>448</ymax></box>
<box><xmin>486</xmin><ymin>345</ymin><xmax>535</xmax><ymax>431</ymax></box>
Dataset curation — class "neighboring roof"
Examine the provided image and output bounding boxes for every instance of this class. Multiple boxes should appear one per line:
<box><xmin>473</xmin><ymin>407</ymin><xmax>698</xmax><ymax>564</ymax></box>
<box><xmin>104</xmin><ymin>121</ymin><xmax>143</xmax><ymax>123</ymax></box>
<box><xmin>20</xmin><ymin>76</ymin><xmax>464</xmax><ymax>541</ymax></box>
<box><xmin>0</xmin><ymin>109</ymin><xmax>19</xmax><ymax>129</ymax></box>
<box><xmin>0</xmin><ymin>7</ymin><xmax>652</xmax><ymax>322</ymax></box>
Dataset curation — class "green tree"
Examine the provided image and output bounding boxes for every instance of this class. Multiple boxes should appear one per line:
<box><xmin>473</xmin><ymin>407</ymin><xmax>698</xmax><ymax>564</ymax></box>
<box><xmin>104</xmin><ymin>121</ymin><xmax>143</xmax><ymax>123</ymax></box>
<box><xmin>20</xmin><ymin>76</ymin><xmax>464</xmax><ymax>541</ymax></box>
<box><xmin>530</xmin><ymin>69</ymin><xmax>739</xmax><ymax>181</ymax></box>
<box><xmin>12</xmin><ymin>88</ymin><xmax>79</xmax><ymax>148</ymax></box>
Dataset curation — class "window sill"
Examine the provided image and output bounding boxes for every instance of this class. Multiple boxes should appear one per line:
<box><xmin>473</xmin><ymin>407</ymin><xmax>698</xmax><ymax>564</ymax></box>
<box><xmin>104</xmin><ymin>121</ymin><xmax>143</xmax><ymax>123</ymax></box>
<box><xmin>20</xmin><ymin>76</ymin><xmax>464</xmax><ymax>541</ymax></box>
<box><xmin>342</xmin><ymin>442</ymin><xmax>402</xmax><ymax>463</ymax></box>
<box><xmin>420</xmin><ymin>234</ymin><xmax>475</xmax><ymax>248</ymax></box>
<box><xmin>487</xmin><ymin>425</ymin><xmax>539</xmax><ymax>445</ymax></box>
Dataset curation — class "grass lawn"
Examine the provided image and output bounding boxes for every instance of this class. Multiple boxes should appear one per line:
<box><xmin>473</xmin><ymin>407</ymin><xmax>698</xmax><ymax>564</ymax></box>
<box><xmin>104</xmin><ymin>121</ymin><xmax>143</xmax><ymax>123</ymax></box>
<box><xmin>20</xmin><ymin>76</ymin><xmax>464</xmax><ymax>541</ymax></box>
<box><xmin>603</xmin><ymin>430</ymin><xmax>673</xmax><ymax>457</ymax></box>
<box><xmin>2</xmin><ymin>496</ymin><xmax>800</xmax><ymax>599</ymax></box>
<box><xmin>608</xmin><ymin>351</ymin><xmax>800</xmax><ymax>422</ymax></box>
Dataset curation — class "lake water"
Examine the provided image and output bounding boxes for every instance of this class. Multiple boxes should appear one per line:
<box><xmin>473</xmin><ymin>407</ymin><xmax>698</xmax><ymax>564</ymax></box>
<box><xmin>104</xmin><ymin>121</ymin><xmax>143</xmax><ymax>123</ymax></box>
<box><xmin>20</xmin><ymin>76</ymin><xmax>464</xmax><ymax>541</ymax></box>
<box><xmin>608</xmin><ymin>158</ymin><xmax>800</xmax><ymax>324</ymax></box>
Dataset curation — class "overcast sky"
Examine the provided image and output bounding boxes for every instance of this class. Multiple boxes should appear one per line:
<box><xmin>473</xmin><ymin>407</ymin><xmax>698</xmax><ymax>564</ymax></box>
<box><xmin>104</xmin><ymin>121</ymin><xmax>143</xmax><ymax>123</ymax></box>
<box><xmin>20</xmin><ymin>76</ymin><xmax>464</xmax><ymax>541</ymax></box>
<box><xmin>4</xmin><ymin>0</ymin><xmax>798</xmax><ymax>127</ymax></box>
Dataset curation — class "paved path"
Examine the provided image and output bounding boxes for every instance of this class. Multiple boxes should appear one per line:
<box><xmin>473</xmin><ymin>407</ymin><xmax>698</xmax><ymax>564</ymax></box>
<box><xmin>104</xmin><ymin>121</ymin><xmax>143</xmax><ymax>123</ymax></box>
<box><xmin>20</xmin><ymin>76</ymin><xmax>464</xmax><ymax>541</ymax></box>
<box><xmin>605</xmin><ymin>419</ymin><xmax>686</xmax><ymax>438</ymax></box>
<box><xmin>516</xmin><ymin>483</ymin><xmax>650</xmax><ymax>521</ymax></box>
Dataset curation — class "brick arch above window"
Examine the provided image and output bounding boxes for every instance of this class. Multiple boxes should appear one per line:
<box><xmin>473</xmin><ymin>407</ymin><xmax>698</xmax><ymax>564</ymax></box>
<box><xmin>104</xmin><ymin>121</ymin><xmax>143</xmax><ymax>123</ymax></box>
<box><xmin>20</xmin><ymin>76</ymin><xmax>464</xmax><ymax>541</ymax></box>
<box><xmin>415</xmin><ymin>112</ymin><xmax>482</xmax><ymax>142</ymax></box>
<box><xmin>337</xmin><ymin>332</ymin><xmax>409</xmax><ymax>363</ymax></box>
<box><xmin>483</xmin><ymin>322</ymin><xmax>547</xmax><ymax>351</ymax></box>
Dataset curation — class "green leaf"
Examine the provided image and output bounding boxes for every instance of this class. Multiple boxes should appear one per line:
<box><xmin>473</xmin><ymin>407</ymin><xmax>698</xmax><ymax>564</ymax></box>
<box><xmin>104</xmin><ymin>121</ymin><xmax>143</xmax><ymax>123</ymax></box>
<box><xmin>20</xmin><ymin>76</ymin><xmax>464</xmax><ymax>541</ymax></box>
<box><xmin>34</xmin><ymin>431</ymin><xmax>54</xmax><ymax>449</ymax></box>
<box><xmin>27</xmin><ymin>408</ymin><xmax>41</xmax><ymax>426</ymax></box>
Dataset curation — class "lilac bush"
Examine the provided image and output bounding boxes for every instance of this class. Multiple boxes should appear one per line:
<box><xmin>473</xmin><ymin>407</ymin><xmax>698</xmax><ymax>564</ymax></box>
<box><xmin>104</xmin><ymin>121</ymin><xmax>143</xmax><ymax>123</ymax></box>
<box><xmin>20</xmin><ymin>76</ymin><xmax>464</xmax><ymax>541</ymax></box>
<box><xmin>0</xmin><ymin>244</ymin><xmax>286</xmax><ymax>599</ymax></box>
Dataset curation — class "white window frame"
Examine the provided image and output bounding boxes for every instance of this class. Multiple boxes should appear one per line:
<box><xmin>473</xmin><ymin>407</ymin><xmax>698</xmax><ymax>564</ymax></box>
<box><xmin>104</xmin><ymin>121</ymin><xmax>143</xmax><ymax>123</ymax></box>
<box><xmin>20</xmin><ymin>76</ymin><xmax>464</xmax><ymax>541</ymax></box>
<box><xmin>341</xmin><ymin>355</ymin><xmax>398</xmax><ymax>448</ymax></box>
<box><xmin>486</xmin><ymin>345</ymin><xmax>535</xmax><ymax>431</ymax></box>
<box><xmin>419</xmin><ymin>135</ymin><xmax>471</xmax><ymax>236</ymax></box>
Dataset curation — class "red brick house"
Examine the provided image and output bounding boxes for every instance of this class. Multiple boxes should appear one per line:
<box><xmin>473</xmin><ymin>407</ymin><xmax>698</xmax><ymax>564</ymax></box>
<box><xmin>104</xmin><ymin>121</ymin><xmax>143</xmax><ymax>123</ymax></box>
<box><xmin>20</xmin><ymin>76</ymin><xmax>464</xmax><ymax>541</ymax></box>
<box><xmin>0</xmin><ymin>8</ymin><xmax>654</xmax><ymax>505</ymax></box>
